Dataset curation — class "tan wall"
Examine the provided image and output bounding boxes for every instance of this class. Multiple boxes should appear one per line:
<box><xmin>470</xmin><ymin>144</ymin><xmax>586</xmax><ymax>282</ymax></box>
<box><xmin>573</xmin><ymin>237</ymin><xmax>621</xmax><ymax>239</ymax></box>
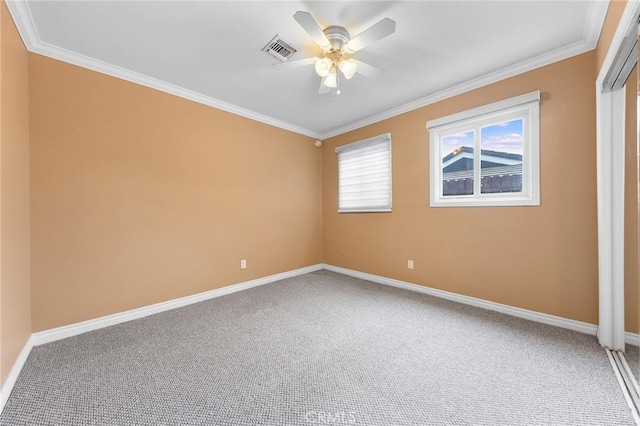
<box><xmin>0</xmin><ymin>2</ymin><xmax>31</xmax><ymax>384</ymax></box>
<box><xmin>323</xmin><ymin>52</ymin><xmax>599</xmax><ymax>324</ymax></box>
<box><xmin>29</xmin><ymin>54</ymin><xmax>323</xmax><ymax>331</ymax></box>
<box><xmin>15</xmin><ymin>0</ymin><xmax>640</xmax><ymax>340</ymax></box>
<box><xmin>595</xmin><ymin>0</ymin><xmax>628</xmax><ymax>74</ymax></box>
<box><xmin>626</xmin><ymin>64</ymin><xmax>639</xmax><ymax>334</ymax></box>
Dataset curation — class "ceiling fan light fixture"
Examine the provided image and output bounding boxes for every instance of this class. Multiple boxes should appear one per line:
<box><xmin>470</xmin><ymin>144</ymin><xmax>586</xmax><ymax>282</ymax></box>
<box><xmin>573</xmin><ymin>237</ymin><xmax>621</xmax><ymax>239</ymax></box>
<box><xmin>338</xmin><ymin>59</ymin><xmax>357</xmax><ymax>80</ymax></box>
<box><xmin>284</xmin><ymin>10</ymin><xmax>395</xmax><ymax>95</ymax></box>
<box><xmin>314</xmin><ymin>57</ymin><xmax>332</xmax><ymax>77</ymax></box>
<box><xmin>323</xmin><ymin>68</ymin><xmax>338</xmax><ymax>88</ymax></box>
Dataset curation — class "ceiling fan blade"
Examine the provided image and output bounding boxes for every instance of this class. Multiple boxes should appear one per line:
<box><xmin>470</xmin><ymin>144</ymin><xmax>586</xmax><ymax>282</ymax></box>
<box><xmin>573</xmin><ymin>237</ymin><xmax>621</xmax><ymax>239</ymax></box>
<box><xmin>347</xmin><ymin>18</ymin><xmax>396</xmax><ymax>52</ymax></box>
<box><xmin>352</xmin><ymin>60</ymin><xmax>383</xmax><ymax>78</ymax></box>
<box><xmin>319</xmin><ymin>77</ymin><xmax>331</xmax><ymax>94</ymax></box>
<box><xmin>294</xmin><ymin>11</ymin><xmax>331</xmax><ymax>49</ymax></box>
<box><xmin>272</xmin><ymin>57</ymin><xmax>318</xmax><ymax>70</ymax></box>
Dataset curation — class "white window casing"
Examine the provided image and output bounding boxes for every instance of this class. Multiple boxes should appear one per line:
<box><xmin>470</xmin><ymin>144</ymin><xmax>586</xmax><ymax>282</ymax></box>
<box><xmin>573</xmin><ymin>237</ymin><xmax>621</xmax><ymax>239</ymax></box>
<box><xmin>335</xmin><ymin>133</ymin><xmax>392</xmax><ymax>213</ymax></box>
<box><xmin>427</xmin><ymin>91</ymin><xmax>540</xmax><ymax>207</ymax></box>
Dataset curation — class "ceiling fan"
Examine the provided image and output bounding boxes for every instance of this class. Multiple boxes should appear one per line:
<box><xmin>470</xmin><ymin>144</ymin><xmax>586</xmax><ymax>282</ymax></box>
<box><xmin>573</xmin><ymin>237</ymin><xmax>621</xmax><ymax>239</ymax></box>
<box><xmin>273</xmin><ymin>11</ymin><xmax>396</xmax><ymax>96</ymax></box>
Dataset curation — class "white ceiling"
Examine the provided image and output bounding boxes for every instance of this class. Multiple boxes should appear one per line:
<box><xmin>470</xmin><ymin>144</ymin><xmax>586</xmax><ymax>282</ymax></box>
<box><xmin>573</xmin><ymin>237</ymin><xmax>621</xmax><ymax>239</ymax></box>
<box><xmin>8</xmin><ymin>1</ymin><xmax>607</xmax><ymax>139</ymax></box>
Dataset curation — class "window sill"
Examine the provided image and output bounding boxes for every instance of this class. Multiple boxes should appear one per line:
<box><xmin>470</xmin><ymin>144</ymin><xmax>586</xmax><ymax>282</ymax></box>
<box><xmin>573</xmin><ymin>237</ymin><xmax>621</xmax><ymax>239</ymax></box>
<box><xmin>338</xmin><ymin>208</ymin><xmax>393</xmax><ymax>213</ymax></box>
<box><xmin>430</xmin><ymin>196</ymin><xmax>539</xmax><ymax>208</ymax></box>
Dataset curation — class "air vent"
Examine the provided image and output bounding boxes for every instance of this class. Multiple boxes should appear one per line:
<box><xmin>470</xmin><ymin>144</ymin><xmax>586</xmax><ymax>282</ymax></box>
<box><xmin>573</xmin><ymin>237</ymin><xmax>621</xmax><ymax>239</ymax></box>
<box><xmin>262</xmin><ymin>35</ymin><xmax>297</xmax><ymax>62</ymax></box>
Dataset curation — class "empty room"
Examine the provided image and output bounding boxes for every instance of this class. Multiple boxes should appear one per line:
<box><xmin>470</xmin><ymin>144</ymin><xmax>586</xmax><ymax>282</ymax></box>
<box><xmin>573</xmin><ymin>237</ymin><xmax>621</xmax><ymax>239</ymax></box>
<box><xmin>0</xmin><ymin>0</ymin><xmax>639</xmax><ymax>425</ymax></box>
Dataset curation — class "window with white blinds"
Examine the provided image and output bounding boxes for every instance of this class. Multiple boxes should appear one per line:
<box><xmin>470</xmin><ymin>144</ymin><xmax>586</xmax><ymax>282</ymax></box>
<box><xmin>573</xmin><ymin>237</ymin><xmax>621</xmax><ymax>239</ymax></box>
<box><xmin>335</xmin><ymin>133</ymin><xmax>392</xmax><ymax>213</ymax></box>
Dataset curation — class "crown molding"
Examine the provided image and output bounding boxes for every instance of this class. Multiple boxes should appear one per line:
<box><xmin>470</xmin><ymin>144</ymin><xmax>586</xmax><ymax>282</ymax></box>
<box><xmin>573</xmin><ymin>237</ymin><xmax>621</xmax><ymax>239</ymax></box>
<box><xmin>33</xmin><ymin>41</ymin><xmax>324</xmax><ymax>140</ymax></box>
<box><xmin>318</xmin><ymin>0</ymin><xmax>610</xmax><ymax>140</ymax></box>
<box><xmin>5</xmin><ymin>0</ymin><xmax>39</xmax><ymax>47</ymax></box>
<box><xmin>583</xmin><ymin>0</ymin><xmax>610</xmax><ymax>49</ymax></box>
<box><xmin>7</xmin><ymin>1</ymin><xmax>609</xmax><ymax>142</ymax></box>
<box><xmin>4</xmin><ymin>1</ymin><xmax>323</xmax><ymax>140</ymax></box>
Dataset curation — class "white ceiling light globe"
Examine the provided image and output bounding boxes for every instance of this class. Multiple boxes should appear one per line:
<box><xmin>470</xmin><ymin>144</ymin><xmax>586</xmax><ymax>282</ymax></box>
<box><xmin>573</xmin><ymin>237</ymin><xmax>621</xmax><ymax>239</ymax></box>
<box><xmin>314</xmin><ymin>57</ymin><xmax>332</xmax><ymax>77</ymax></box>
<box><xmin>323</xmin><ymin>68</ymin><xmax>338</xmax><ymax>88</ymax></box>
<box><xmin>338</xmin><ymin>59</ymin><xmax>357</xmax><ymax>80</ymax></box>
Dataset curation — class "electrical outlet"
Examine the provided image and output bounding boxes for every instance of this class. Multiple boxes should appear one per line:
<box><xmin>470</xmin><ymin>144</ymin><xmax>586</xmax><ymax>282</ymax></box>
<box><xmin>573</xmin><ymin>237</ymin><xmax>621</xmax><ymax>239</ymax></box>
<box><xmin>241</xmin><ymin>259</ymin><xmax>247</xmax><ymax>269</ymax></box>
<box><xmin>408</xmin><ymin>260</ymin><xmax>414</xmax><ymax>270</ymax></box>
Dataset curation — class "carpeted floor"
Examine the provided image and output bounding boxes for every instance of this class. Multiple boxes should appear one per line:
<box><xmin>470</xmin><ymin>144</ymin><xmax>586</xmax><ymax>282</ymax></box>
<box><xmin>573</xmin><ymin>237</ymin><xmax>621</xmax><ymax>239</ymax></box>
<box><xmin>0</xmin><ymin>270</ymin><xmax>635</xmax><ymax>425</ymax></box>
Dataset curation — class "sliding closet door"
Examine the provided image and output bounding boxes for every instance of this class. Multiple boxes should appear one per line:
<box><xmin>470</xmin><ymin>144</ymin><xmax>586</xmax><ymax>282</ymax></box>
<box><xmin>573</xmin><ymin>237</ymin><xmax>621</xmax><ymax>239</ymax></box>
<box><xmin>623</xmin><ymin>59</ymin><xmax>639</xmax><ymax>383</ymax></box>
<box><xmin>597</xmin><ymin>3</ymin><xmax>639</xmax><ymax>351</ymax></box>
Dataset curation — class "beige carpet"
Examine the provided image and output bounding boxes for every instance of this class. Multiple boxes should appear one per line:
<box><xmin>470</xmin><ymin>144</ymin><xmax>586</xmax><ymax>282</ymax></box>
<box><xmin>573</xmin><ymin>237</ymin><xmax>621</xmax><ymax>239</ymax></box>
<box><xmin>0</xmin><ymin>270</ymin><xmax>635</xmax><ymax>425</ymax></box>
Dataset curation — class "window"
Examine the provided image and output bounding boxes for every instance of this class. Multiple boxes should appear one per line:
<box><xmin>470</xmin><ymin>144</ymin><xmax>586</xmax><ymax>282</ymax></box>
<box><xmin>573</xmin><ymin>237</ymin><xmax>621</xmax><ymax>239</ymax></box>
<box><xmin>427</xmin><ymin>91</ymin><xmax>540</xmax><ymax>207</ymax></box>
<box><xmin>336</xmin><ymin>133</ymin><xmax>392</xmax><ymax>213</ymax></box>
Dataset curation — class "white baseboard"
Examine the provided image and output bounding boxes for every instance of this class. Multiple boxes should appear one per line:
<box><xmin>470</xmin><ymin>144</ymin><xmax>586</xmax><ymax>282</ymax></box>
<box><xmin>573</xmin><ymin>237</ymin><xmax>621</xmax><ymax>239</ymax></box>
<box><xmin>0</xmin><ymin>335</ymin><xmax>35</xmax><ymax>414</ymax></box>
<box><xmin>627</xmin><ymin>331</ymin><xmax>640</xmax><ymax>347</ymax></box>
<box><xmin>323</xmin><ymin>264</ymin><xmax>599</xmax><ymax>336</ymax></box>
<box><xmin>1</xmin><ymin>262</ymin><xmax>637</xmax><ymax>416</ymax></box>
<box><xmin>0</xmin><ymin>263</ymin><xmax>322</xmax><ymax>414</ymax></box>
<box><xmin>31</xmin><ymin>264</ymin><xmax>323</xmax><ymax>346</ymax></box>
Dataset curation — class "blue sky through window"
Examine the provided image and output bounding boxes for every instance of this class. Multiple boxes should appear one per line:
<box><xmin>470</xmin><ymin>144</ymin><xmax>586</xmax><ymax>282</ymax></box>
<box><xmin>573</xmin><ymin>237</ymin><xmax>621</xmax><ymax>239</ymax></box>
<box><xmin>440</xmin><ymin>119</ymin><xmax>523</xmax><ymax>159</ymax></box>
<box><xmin>441</xmin><ymin>131</ymin><xmax>473</xmax><ymax>158</ymax></box>
<box><xmin>481</xmin><ymin>119</ymin><xmax>523</xmax><ymax>155</ymax></box>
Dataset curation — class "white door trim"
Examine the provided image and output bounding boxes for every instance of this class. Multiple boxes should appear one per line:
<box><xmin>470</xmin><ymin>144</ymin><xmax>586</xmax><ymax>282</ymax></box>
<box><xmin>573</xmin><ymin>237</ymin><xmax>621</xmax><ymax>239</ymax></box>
<box><xmin>596</xmin><ymin>0</ymin><xmax>639</xmax><ymax>350</ymax></box>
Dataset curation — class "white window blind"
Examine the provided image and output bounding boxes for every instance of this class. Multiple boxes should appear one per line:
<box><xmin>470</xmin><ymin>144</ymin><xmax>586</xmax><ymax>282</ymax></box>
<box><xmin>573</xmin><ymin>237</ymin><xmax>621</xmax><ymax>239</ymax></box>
<box><xmin>335</xmin><ymin>133</ymin><xmax>392</xmax><ymax>213</ymax></box>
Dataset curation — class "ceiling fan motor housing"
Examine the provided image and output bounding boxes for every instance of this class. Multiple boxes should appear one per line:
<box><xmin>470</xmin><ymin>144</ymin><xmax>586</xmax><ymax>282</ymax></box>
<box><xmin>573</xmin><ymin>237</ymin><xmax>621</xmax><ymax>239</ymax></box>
<box><xmin>323</xmin><ymin>26</ymin><xmax>350</xmax><ymax>52</ymax></box>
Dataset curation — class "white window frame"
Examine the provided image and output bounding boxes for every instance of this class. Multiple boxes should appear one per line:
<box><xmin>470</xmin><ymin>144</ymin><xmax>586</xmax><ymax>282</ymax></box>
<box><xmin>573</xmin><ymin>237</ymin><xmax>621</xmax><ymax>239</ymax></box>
<box><xmin>335</xmin><ymin>133</ymin><xmax>392</xmax><ymax>213</ymax></box>
<box><xmin>427</xmin><ymin>91</ymin><xmax>540</xmax><ymax>207</ymax></box>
